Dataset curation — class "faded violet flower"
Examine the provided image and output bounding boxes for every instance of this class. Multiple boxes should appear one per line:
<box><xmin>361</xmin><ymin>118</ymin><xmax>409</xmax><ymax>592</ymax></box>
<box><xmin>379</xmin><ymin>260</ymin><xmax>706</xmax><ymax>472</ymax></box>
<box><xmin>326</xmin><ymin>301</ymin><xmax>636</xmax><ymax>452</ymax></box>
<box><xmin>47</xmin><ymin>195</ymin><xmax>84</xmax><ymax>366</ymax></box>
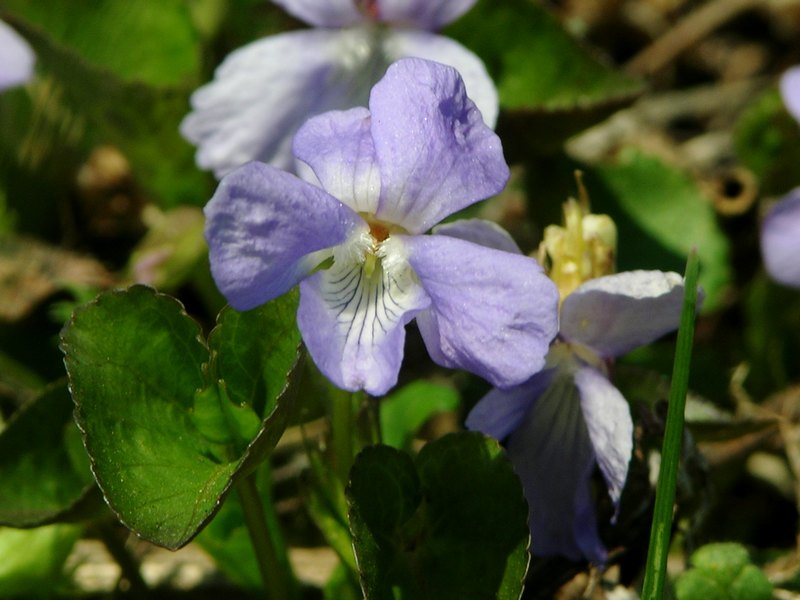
<box><xmin>467</xmin><ymin>201</ymin><xmax>688</xmax><ymax>563</ymax></box>
<box><xmin>181</xmin><ymin>0</ymin><xmax>497</xmax><ymax>177</ymax></box>
<box><xmin>0</xmin><ymin>20</ymin><xmax>34</xmax><ymax>91</ymax></box>
<box><xmin>204</xmin><ymin>58</ymin><xmax>559</xmax><ymax>396</ymax></box>
<box><xmin>760</xmin><ymin>67</ymin><xmax>800</xmax><ymax>287</ymax></box>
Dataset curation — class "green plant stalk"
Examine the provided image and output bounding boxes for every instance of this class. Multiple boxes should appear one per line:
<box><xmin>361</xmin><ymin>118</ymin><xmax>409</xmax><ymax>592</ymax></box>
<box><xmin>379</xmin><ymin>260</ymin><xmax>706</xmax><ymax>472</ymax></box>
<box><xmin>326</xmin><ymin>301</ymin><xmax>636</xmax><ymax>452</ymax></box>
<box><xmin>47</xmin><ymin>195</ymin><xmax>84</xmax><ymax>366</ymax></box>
<box><xmin>237</xmin><ymin>472</ymin><xmax>297</xmax><ymax>600</ymax></box>
<box><xmin>96</xmin><ymin>521</ymin><xmax>148</xmax><ymax>598</ymax></box>
<box><xmin>641</xmin><ymin>250</ymin><xmax>700</xmax><ymax>600</ymax></box>
<box><xmin>331</xmin><ymin>387</ymin><xmax>356</xmax><ymax>484</ymax></box>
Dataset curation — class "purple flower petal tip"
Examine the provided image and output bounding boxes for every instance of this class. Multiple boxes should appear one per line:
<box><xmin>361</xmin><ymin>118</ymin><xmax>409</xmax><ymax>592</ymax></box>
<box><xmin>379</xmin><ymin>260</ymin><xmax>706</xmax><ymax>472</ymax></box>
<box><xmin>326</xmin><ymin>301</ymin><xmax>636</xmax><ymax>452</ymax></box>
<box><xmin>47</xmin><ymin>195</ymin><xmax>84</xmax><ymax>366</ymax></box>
<box><xmin>761</xmin><ymin>188</ymin><xmax>800</xmax><ymax>288</ymax></box>
<box><xmin>0</xmin><ymin>20</ymin><xmax>34</xmax><ymax>92</ymax></box>
<box><xmin>780</xmin><ymin>65</ymin><xmax>800</xmax><ymax>125</ymax></box>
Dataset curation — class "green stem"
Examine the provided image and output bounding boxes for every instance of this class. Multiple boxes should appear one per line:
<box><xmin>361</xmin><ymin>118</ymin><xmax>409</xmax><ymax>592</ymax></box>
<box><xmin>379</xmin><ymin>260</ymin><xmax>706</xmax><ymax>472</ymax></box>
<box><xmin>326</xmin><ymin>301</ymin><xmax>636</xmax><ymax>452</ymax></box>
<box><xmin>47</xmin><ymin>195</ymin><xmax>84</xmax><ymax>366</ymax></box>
<box><xmin>331</xmin><ymin>387</ymin><xmax>356</xmax><ymax>484</ymax></box>
<box><xmin>641</xmin><ymin>251</ymin><xmax>701</xmax><ymax>600</ymax></box>
<box><xmin>96</xmin><ymin>521</ymin><xmax>148</xmax><ymax>598</ymax></box>
<box><xmin>237</xmin><ymin>472</ymin><xmax>297</xmax><ymax>600</ymax></box>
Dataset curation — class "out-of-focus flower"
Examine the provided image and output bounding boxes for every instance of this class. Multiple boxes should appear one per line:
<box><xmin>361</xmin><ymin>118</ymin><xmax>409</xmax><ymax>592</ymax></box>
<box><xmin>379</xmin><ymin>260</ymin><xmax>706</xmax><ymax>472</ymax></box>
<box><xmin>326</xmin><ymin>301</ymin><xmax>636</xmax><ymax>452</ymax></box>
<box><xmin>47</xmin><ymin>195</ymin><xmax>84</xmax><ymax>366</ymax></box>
<box><xmin>760</xmin><ymin>68</ymin><xmax>800</xmax><ymax>287</ymax></box>
<box><xmin>468</xmin><ymin>200</ymin><xmax>688</xmax><ymax>564</ymax></box>
<box><xmin>181</xmin><ymin>0</ymin><xmax>497</xmax><ymax>177</ymax></box>
<box><xmin>0</xmin><ymin>20</ymin><xmax>34</xmax><ymax>91</ymax></box>
<box><xmin>204</xmin><ymin>58</ymin><xmax>558</xmax><ymax>395</ymax></box>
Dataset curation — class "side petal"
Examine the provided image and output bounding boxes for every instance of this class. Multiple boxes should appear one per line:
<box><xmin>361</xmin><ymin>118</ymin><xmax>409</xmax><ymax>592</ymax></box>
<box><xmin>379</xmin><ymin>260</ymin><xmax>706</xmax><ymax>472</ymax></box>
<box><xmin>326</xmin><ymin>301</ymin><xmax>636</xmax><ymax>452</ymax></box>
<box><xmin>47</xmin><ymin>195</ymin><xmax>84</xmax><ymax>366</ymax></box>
<box><xmin>574</xmin><ymin>365</ymin><xmax>633</xmax><ymax>509</ymax></box>
<box><xmin>383</xmin><ymin>30</ymin><xmax>498</xmax><ymax>128</ymax></box>
<box><xmin>780</xmin><ymin>65</ymin><xmax>800</xmax><ymax>125</ymax></box>
<box><xmin>0</xmin><ymin>21</ymin><xmax>34</xmax><ymax>91</ymax></box>
<box><xmin>465</xmin><ymin>369</ymin><xmax>553</xmax><ymax>441</ymax></box>
<box><xmin>272</xmin><ymin>0</ymin><xmax>364</xmax><ymax>27</ymax></box>
<box><xmin>180</xmin><ymin>28</ymin><xmax>386</xmax><ymax>177</ymax></box>
<box><xmin>377</xmin><ymin>0</ymin><xmax>477</xmax><ymax>30</ymax></box>
<box><xmin>405</xmin><ymin>234</ymin><xmax>559</xmax><ymax>387</ymax></box>
<box><xmin>205</xmin><ymin>162</ymin><xmax>364</xmax><ymax>310</ymax></box>
<box><xmin>297</xmin><ymin>244</ymin><xmax>430</xmax><ymax>395</ymax></box>
<box><xmin>560</xmin><ymin>270</ymin><xmax>686</xmax><ymax>358</ymax></box>
<box><xmin>369</xmin><ymin>58</ymin><xmax>508</xmax><ymax>233</ymax></box>
<box><xmin>433</xmin><ymin>218</ymin><xmax>522</xmax><ymax>254</ymax></box>
<box><xmin>293</xmin><ymin>107</ymin><xmax>381</xmax><ymax>214</ymax></box>
<box><xmin>506</xmin><ymin>372</ymin><xmax>608</xmax><ymax>563</ymax></box>
<box><xmin>761</xmin><ymin>189</ymin><xmax>800</xmax><ymax>288</ymax></box>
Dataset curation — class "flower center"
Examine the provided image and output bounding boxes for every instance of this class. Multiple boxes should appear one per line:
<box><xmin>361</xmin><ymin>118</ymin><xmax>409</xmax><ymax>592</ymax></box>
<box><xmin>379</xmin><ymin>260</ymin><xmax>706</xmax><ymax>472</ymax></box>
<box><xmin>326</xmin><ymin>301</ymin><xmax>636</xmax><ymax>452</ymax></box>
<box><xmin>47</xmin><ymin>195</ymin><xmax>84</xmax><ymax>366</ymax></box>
<box><xmin>355</xmin><ymin>0</ymin><xmax>380</xmax><ymax>20</ymax></box>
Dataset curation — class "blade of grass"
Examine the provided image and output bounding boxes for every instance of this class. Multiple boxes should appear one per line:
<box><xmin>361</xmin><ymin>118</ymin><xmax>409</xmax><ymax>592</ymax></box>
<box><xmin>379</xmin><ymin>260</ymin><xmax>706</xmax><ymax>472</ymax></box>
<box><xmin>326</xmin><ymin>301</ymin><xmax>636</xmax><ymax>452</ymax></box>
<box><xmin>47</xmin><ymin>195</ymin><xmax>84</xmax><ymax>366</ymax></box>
<box><xmin>641</xmin><ymin>250</ymin><xmax>701</xmax><ymax>600</ymax></box>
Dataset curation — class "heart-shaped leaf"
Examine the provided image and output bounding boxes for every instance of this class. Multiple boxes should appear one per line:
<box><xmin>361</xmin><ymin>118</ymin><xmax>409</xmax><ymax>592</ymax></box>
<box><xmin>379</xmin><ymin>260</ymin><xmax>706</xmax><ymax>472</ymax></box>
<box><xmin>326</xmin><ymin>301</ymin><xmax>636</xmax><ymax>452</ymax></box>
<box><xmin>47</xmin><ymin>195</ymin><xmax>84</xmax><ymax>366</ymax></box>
<box><xmin>60</xmin><ymin>285</ymin><xmax>301</xmax><ymax>549</ymax></box>
<box><xmin>347</xmin><ymin>432</ymin><xmax>529</xmax><ymax>600</ymax></box>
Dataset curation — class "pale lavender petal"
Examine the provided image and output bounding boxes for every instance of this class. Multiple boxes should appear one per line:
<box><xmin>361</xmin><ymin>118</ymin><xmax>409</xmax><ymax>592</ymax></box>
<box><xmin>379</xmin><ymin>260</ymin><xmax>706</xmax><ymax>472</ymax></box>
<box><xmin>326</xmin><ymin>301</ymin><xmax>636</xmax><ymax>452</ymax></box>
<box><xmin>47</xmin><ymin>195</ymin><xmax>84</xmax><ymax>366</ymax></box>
<box><xmin>506</xmin><ymin>372</ymin><xmax>608</xmax><ymax>563</ymax></box>
<box><xmin>297</xmin><ymin>246</ymin><xmax>430</xmax><ymax>395</ymax></box>
<box><xmin>780</xmin><ymin>65</ymin><xmax>800</xmax><ymax>124</ymax></box>
<box><xmin>181</xmin><ymin>28</ymin><xmax>386</xmax><ymax>177</ymax></box>
<box><xmin>561</xmin><ymin>270</ymin><xmax>685</xmax><ymax>358</ymax></box>
<box><xmin>574</xmin><ymin>366</ymin><xmax>633</xmax><ymax>508</ymax></box>
<box><xmin>205</xmin><ymin>162</ymin><xmax>364</xmax><ymax>310</ymax></box>
<box><xmin>383</xmin><ymin>30</ymin><xmax>498</xmax><ymax>127</ymax></box>
<box><xmin>465</xmin><ymin>369</ymin><xmax>553</xmax><ymax>440</ymax></box>
<box><xmin>406</xmin><ymin>234</ymin><xmax>559</xmax><ymax>387</ymax></box>
<box><xmin>0</xmin><ymin>21</ymin><xmax>34</xmax><ymax>91</ymax></box>
<box><xmin>433</xmin><ymin>219</ymin><xmax>522</xmax><ymax>254</ymax></box>
<box><xmin>272</xmin><ymin>0</ymin><xmax>364</xmax><ymax>27</ymax></box>
<box><xmin>369</xmin><ymin>58</ymin><xmax>508</xmax><ymax>233</ymax></box>
<box><xmin>293</xmin><ymin>107</ymin><xmax>381</xmax><ymax>214</ymax></box>
<box><xmin>378</xmin><ymin>0</ymin><xmax>476</xmax><ymax>30</ymax></box>
<box><xmin>761</xmin><ymin>189</ymin><xmax>800</xmax><ymax>288</ymax></box>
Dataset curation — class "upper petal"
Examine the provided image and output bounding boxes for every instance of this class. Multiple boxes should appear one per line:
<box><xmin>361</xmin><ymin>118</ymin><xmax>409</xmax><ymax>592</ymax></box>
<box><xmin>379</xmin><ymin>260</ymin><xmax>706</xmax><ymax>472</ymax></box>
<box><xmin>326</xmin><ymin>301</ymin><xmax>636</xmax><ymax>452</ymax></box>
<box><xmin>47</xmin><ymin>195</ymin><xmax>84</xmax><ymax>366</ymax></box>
<box><xmin>465</xmin><ymin>368</ymin><xmax>553</xmax><ymax>441</ymax></box>
<box><xmin>382</xmin><ymin>30</ymin><xmax>498</xmax><ymax>128</ymax></box>
<box><xmin>180</xmin><ymin>28</ymin><xmax>386</xmax><ymax>177</ymax></box>
<box><xmin>368</xmin><ymin>58</ymin><xmax>508</xmax><ymax>233</ymax></box>
<box><xmin>505</xmin><ymin>371</ymin><xmax>608</xmax><ymax>563</ymax></box>
<box><xmin>205</xmin><ymin>162</ymin><xmax>364</xmax><ymax>310</ymax></box>
<box><xmin>780</xmin><ymin>65</ymin><xmax>800</xmax><ymax>125</ymax></box>
<box><xmin>432</xmin><ymin>218</ymin><xmax>522</xmax><ymax>254</ymax></box>
<box><xmin>0</xmin><ymin>20</ymin><xmax>34</xmax><ymax>91</ymax></box>
<box><xmin>406</xmin><ymin>234</ymin><xmax>559</xmax><ymax>387</ymax></box>
<box><xmin>272</xmin><ymin>0</ymin><xmax>364</xmax><ymax>27</ymax></box>
<box><xmin>297</xmin><ymin>240</ymin><xmax>430</xmax><ymax>395</ymax></box>
<box><xmin>293</xmin><ymin>107</ymin><xmax>381</xmax><ymax>214</ymax></box>
<box><xmin>574</xmin><ymin>365</ymin><xmax>633</xmax><ymax>508</ymax></box>
<box><xmin>560</xmin><ymin>270</ymin><xmax>686</xmax><ymax>358</ymax></box>
<box><xmin>377</xmin><ymin>0</ymin><xmax>477</xmax><ymax>30</ymax></box>
<box><xmin>761</xmin><ymin>189</ymin><xmax>800</xmax><ymax>288</ymax></box>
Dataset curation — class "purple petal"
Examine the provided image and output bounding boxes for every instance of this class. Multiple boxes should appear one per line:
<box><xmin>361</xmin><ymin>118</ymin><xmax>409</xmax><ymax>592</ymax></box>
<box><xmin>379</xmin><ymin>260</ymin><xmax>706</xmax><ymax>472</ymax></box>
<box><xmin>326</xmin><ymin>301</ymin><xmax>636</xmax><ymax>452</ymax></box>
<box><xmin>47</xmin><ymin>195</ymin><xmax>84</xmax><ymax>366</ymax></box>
<box><xmin>761</xmin><ymin>188</ymin><xmax>800</xmax><ymax>288</ymax></box>
<box><xmin>297</xmin><ymin>243</ymin><xmax>430</xmax><ymax>395</ymax></box>
<box><xmin>574</xmin><ymin>366</ymin><xmax>633</xmax><ymax>508</ymax></box>
<box><xmin>293</xmin><ymin>107</ymin><xmax>381</xmax><ymax>214</ymax></box>
<box><xmin>780</xmin><ymin>65</ymin><xmax>800</xmax><ymax>124</ymax></box>
<box><xmin>369</xmin><ymin>58</ymin><xmax>509</xmax><ymax>233</ymax></box>
<box><xmin>433</xmin><ymin>219</ymin><xmax>522</xmax><ymax>254</ymax></box>
<box><xmin>0</xmin><ymin>21</ymin><xmax>34</xmax><ymax>91</ymax></box>
<box><xmin>383</xmin><ymin>30</ymin><xmax>498</xmax><ymax>127</ymax></box>
<box><xmin>465</xmin><ymin>369</ymin><xmax>553</xmax><ymax>440</ymax></box>
<box><xmin>506</xmin><ymin>371</ymin><xmax>608</xmax><ymax>563</ymax></box>
<box><xmin>377</xmin><ymin>0</ymin><xmax>476</xmax><ymax>31</ymax></box>
<box><xmin>180</xmin><ymin>28</ymin><xmax>386</xmax><ymax>177</ymax></box>
<box><xmin>272</xmin><ymin>0</ymin><xmax>364</xmax><ymax>27</ymax></box>
<box><xmin>560</xmin><ymin>270</ymin><xmax>686</xmax><ymax>358</ymax></box>
<box><xmin>205</xmin><ymin>162</ymin><xmax>364</xmax><ymax>310</ymax></box>
<box><xmin>405</xmin><ymin>234</ymin><xmax>559</xmax><ymax>387</ymax></box>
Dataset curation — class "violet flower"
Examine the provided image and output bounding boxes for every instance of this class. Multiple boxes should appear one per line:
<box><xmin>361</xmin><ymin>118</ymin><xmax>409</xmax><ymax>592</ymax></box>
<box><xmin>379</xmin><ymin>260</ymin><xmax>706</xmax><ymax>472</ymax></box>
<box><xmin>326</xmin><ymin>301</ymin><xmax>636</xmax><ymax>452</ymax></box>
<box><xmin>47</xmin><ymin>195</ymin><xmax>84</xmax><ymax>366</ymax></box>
<box><xmin>468</xmin><ymin>270</ymin><xmax>686</xmax><ymax>563</ymax></box>
<box><xmin>204</xmin><ymin>58</ymin><xmax>559</xmax><ymax>396</ymax></box>
<box><xmin>0</xmin><ymin>20</ymin><xmax>34</xmax><ymax>91</ymax></box>
<box><xmin>181</xmin><ymin>0</ymin><xmax>497</xmax><ymax>177</ymax></box>
<box><xmin>760</xmin><ymin>67</ymin><xmax>800</xmax><ymax>288</ymax></box>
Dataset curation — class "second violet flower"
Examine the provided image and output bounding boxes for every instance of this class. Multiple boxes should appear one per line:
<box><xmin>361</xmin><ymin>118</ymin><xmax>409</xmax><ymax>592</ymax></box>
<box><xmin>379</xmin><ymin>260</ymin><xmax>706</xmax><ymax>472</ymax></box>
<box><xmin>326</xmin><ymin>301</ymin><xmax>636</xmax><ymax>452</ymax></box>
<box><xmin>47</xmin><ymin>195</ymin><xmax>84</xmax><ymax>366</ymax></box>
<box><xmin>204</xmin><ymin>58</ymin><xmax>559</xmax><ymax>395</ymax></box>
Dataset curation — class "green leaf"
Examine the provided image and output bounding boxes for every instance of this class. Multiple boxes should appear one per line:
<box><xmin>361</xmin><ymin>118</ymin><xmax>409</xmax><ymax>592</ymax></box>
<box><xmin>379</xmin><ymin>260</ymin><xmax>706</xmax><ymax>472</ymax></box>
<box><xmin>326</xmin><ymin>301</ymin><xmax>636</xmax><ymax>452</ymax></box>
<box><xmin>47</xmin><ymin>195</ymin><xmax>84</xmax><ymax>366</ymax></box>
<box><xmin>379</xmin><ymin>381</ymin><xmax>459</xmax><ymax>451</ymax></box>
<box><xmin>447</xmin><ymin>0</ymin><xmax>643</xmax><ymax>152</ymax></box>
<box><xmin>591</xmin><ymin>150</ymin><xmax>732</xmax><ymax>311</ymax></box>
<box><xmin>347</xmin><ymin>433</ymin><xmax>529</xmax><ymax>600</ymax></box>
<box><xmin>2</xmin><ymin>1</ymin><xmax>199</xmax><ymax>88</ymax></box>
<box><xmin>0</xmin><ymin>524</ymin><xmax>81</xmax><ymax>598</ymax></box>
<box><xmin>60</xmin><ymin>286</ymin><xmax>302</xmax><ymax>549</ymax></box>
<box><xmin>676</xmin><ymin>543</ymin><xmax>773</xmax><ymax>600</ymax></box>
<box><xmin>0</xmin><ymin>382</ymin><xmax>97</xmax><ymax>527</ymax></box>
